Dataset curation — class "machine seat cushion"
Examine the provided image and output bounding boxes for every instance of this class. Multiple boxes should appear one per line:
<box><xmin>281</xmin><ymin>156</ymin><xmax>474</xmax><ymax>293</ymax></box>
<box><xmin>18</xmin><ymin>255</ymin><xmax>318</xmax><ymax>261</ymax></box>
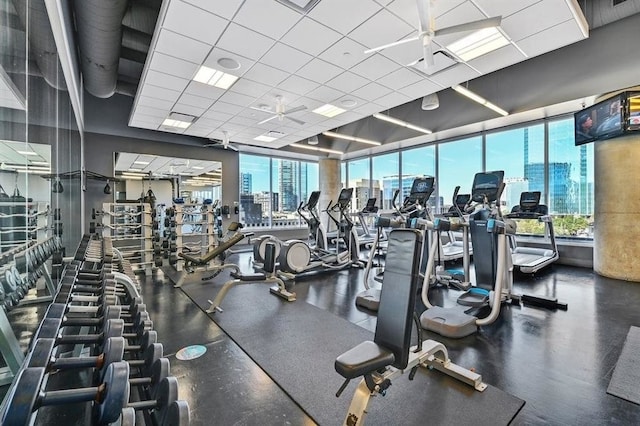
<box><xmin>335</xmin><ymin>341</ymin><xmax>395</xmax><ymax>379</ymax></box>
<box><xmin>230</xmin><ymin>271</ymin><xmax>266</xmax><ymax>282</ymax></box>
<box><xmin>513</xmin><ymin>247</ymin><xmax>554</xmax><ymax>257</ymax></box>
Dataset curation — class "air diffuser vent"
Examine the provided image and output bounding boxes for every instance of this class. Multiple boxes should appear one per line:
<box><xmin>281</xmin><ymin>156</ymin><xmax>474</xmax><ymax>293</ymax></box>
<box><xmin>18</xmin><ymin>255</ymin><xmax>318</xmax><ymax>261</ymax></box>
<box><xmin>275</xmin><ymin>0</ymin><xmax>321</xmax><ymax>14</ymax></box>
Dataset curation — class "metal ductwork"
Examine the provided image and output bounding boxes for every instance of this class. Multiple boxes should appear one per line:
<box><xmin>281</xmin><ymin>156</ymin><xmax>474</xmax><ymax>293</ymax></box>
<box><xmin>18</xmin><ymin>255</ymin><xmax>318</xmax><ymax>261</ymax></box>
<box><xmin>74</xmin><ymin>0</ymin><xmax>128</xmax><ymax>98</ymax></box>
<box><xmin>578</xmin><ymin>0</ymin><xmax>640</xmax><ymax>29</ymax></box>
<box><xmin>10</xmin><ymin>0</ymin><xmax>66</xmax><ymax>90</ymax></box>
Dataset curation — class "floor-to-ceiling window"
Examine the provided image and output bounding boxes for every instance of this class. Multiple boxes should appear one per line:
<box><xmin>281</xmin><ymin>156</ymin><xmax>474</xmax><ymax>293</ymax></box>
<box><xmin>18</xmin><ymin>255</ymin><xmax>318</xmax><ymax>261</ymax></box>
<box><xmin>239</xmin><ymin>154</ymin><xmax>271</xmax><ymax>227</ymax></box>
<box><xmin>371</xmin><ymin>152</ymin><xmax>399</xmax><ymax>210</ymax></box>
<box><xmin>346</xmin><ymin>158</ymin><xmax>370</xmax><ymax>212</ymax></box>
<box><xmin>401</xmin><ymin>145</ymin><xmax>436</xmax><ymax>208</ymax></box>
<box><xmin>438</xmin><ymin>136</ymin><xmax>483</xmax><ymax>212</ymax></box>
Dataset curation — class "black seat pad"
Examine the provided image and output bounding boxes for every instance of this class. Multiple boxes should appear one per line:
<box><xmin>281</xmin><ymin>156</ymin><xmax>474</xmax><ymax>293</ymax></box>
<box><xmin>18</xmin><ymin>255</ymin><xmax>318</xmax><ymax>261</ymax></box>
<box><xmin>335</xmin><ymin>341</ymin><xmax>395</xmax><ymax>379</ymax></box>
<box><xmin>230</xmin><ymin>271</ymin><xmax>266</xmax><ymax>281</ymax></box>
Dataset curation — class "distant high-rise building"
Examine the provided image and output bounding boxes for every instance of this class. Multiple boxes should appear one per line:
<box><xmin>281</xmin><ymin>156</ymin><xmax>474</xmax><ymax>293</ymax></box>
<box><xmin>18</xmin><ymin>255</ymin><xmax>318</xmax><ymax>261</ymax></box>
<box><xmin>240</xmin><ymin>173</ymin><xmax>252</xmax><ymax>195</ymax></box>
<box><xmin>503</xmin><ymin>177</ymin><xmax>530</xmax><ymax>210</ymax></box>
<box><xmin>525</xmin><ymin>162</ymin><xmax>573</xmax><ymax>214</ymax></box>
<box><xmin>350</xmin><ymin>179</ymin><xmax>380</xmax><ymax>211</ymax></box>
<box><xmin>279</xmin><ymin>160</ymin><xmax>303</xmax><ymax>212</ymax></box>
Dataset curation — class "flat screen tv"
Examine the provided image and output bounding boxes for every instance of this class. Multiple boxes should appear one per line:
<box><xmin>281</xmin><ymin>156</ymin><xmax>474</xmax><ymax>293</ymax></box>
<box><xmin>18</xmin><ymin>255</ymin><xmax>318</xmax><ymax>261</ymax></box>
<box><xmin>574</xmin><ymin>91</ymin><xmax>640</xmax><ymax>146</ymax></box>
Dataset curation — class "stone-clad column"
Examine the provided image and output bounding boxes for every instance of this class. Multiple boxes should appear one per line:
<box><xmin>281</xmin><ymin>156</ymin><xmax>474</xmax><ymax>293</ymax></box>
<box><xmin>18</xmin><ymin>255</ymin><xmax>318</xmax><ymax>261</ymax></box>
<box><xmin>594</xmin><ymin>132</ymin><xmax>640</xmax><ymax>281</ymax></box>
<box><xmin>319</xmin><ymin>159</ymin><xmax>341</xmax><ymax>233</ymax></box>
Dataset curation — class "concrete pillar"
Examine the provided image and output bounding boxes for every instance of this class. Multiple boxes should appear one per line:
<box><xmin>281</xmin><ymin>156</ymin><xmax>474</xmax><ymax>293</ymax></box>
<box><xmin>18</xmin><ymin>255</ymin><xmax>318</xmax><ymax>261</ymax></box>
<box><xmin>594</xmin><ymin>132</ymin><xmax>640</xmax><ymax>281</ymax></box>
<box><xmin>319</xmin><ymin>159</ymin><xmax>341</xmax><ymax>232</ymax></box>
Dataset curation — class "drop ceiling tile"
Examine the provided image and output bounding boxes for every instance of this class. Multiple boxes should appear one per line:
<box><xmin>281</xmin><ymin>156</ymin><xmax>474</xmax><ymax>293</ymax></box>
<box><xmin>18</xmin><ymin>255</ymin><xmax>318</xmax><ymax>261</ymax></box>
<box><xmin>278</xmin><ymin>75</ymin><xmax>321</xmax><ymax>96</ymax></box>
<box><xmin>375</xmin><ymin>67</ymin><xmax>423</xmax><ymax>90</ymax></box>
<box><xmin>260</xmin><ymin>43</ymin><xmax>314</xmax><ymax>74</ymax></box>
<box><xmin>397</xmin><ymin>78</ymin><xmax>442</xmax><ymax>98</ymax></box>
<box><xmin>501</xmin><ymin>0</ymin><xmax>573</xmax><ymax>42</ymax></box>
<box><xmin>195</xmin><ymin>117</ymin><xmax>225</xmax><ymax>128</ymax></box>
<box><xmin>516</xmin><ymin>19</ymin><xmax>586</xmax><ymax>58</ymax></box>
<box><xmin>154</xmin><ymin>29</ymin><xmax>212</xmax><ymax>64</ymax></box>
<box><xmin>334</xmin><ymin>95</ymin><xmax>368</xmax><ymax>111</ymax></box>
<box><xmin>281</xmin><ymin>17</ymin><xmax>342</xmax><ymax>56</ymax></box>
<box><xmin>296</xmin><ymin>58</ymin><xmax>344</xmax><ymax>84</ymax></box>
<box><xmin>348</xmin><ymin>9</ymin><xmax>415</xmax><ymax>50</ymax></box>
<box><xmin>474</xmin><ymin>0</ymin><xmax>541</xmax><ymax>19</ymax></box>
<box><xmin>229</xmin><ymin>78</ymin><xmax>271</xmax><ymax>98</ymax></box>
<box><xmin>182</xmin><ymin>0</ymin><xmax>243</xmax><ymax>20</ymax></box>
<box><xmin>233</xmin><ymin>0</ymin><xmax>301</xmax><ymax>39</ymax></box>
<box><xmin>318</xmin><ymin>37</ymin><xmax>370</xmax><ymax>70</ymax></box>
<box><xmin>145</xmin><ymin>70</ymin><xmax>190</xmax><ymax>92</ymax></box>
<box><xmin>139</xmin><ymin>84</ymin><xmax>182</xmax><ymax>102</ymax></box>
<box><xmin>149</xmin><ymin>52</ymin><xmax>200</xmax><ymax>79</ymax></box>
<box><xmin>305</xmin><ymin>85</ymin><xmax>343</xmax><ymax>103</ymax></box>
<box><xmin>216</xmin><ymin>23</ymin><xmax>276</xmax><ymax>61</ymax></box>
<box><xmin>373</xmin><ymin>0</ymin><xmax>393</xmax><ymax>6</ymax></box>
<box><xmin>243</xmin><ymin>63</ymin><xmax>290</xmax><ymax>86</ymax></box>
<box><xmin>184</xmin><ymin>127</ymin><xmax>213</xmax><ymax>137</ymax></box>
<box><xmin>325</xmin><ymin>71</ymin><xmax>369</xmax><ymax>94</ymax></box>
<box><xmin>162</xmin><ymin>0</ymin><xmax>227</xmax><ymax>46</ymax></box>
<box><xmin>468</xmin><ymin>44</ymin><xmax>526</xmax><ymax>75</ymax></box>
<box><xmin>173</xmin><ymin>103</ymin><xmax>207</xmax><ymax>117</ymax></box>
<box><xmin>331</xmin><ymin>111</ymin><xmax>366</xmax><ymax>126</ymax></box>
<box><xmin>432</xmin><ymin>2</ymin><xmax>488</xmax><ymax>46</ymax></box>
<box><xmin>258</xmin><ymin>89</ymin><xmax>301</xmax><ymax>108</ymax></box>
<box><xmin>386</xmin><ymin>0</ymin><xmax>421</xmax><ymax>27</ymax></box>
<box><xmin>217</xmin><ymin>90</ymin><xmax>257</xmax><ymax>108</ymax></box>
<box><xmin>308</xmin><ymin>0</ymin><xmax>382</xmax><ymax>35</ymax></box>
<box><xmin>177</xmin><ymin>93</ymin><xmax>215</xmax><ymax>109</ymax></box>
<box><xmin>185</xmin><ymin>81</ymin><xmax>225</xmax><ymax>100</ymax></box>
<box><xmin>157</xmin><ymin>125</ymin><xmax>186</xmax><ymax>134</ymax></box>
<box><xmin>228</xmin><ymin>115</ymin><xmax>260</xmax><ymax>127</ymax></box>
<box><xmin>377</xmin><ymin>36</ymin><xmax>423</xmax><ymax>66</ymax></box>
<box><xmin>208</xmin><ymin>101</ymin><xmax>244</xmax><ymax>115</ymax></box>
<box><xmin>202</xmin><ymin>48</ymin><xmax>255</xmax><ymax>77</ymax></box>
<box><xmin>350</xmin><ymin>54</ymin><xmax>401</xmax><ymax>81</ymax></box>
<box><xmin>136</xmin><ymin>104</ymin><xmax>168</xmax><ymax>118</ymax></box>
<box><xmin>297</xmin><ymin>111</ymin><xmax>329</xmax><ymax>125</ymax></box>
<box><xmin>352</xmin><ymin>81</ymin><xmax>394</xmax><ymax>101</ymax></box>
<box><xmin>374</xmin><ymin>91</ymin><xmax>412</xmax><ymax>108</ymax></box>
<box><xmin>137</xmin><ymin>96</ymin><xmax>175</xmax><ymax>111</ymax></box>
<box><xmin>428</xmin><ymin>63</ymin><xmax>480</xmax><ymax>88</ymax></box>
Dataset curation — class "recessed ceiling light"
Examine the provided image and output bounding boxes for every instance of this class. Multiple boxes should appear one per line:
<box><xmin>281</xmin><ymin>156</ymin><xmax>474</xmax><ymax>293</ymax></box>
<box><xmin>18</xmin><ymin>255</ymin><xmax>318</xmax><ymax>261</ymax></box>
<box><xmin>322</xmin><ymin>131</ymin><xmax>381</xmax><ymax>146</ymax></box>
<box><xmin>217</xmin><ymin>57</ymin><xmax>241</xmax><ymax>70</ymax></box>
<box><xmin>340</xmin><ymin>99</ymin><xmax>357</xmax><ymax>108</ymax></box>
<box><xmin>290</xmin><ymin>143</ymin><xmax>343</xmax><ymax>155</ymax></box>
<box><xmin>191</xmin><ymin>166</ymin><xmax>204</xmax><ymax>170</ymax></box>
<box><xmin>254</xmin><ymin>135</ymin><xmax>278</xmax><ymax>142</ymax></box>
<box><xmin>128</xmin><ymin>168</ymin><xmax>144</xmax><ymax>172</ymax></box>
<box><xmin>373</xmin><ymin>113</ymin><xmax>432</xmax><ymax>134</ymax></box>
<box><xmin>31</xmin><ymin>161</ymin><xmax>49</xmax><ymax>166</ymax></box>
<box><xmin>17</xmin><ymin>150</ymin><xmax>38</xmax><ymax>156</ymax></box>
<box><xmin>134</xmin><ymin>160</ymin><xmax>149</xmax><ymax>165</ymax></box>
<box><xmin>313</xmin><ymin>104</ymin><xmax>346</xmax><ymax>118</ymax></box>
<box><xmin>162</xmin><ymin>118</ymin><xmax>192</xmax><ymax>129</ymax></box>
<box><xmin>447</xmin><ymin>27</ymin><xmax>510</xmax><ymax>62</ymax></box>
<box><xmin>193</xmin><ymin>65</ymin><xmax>239</xmax><ymax>89</ymax></box>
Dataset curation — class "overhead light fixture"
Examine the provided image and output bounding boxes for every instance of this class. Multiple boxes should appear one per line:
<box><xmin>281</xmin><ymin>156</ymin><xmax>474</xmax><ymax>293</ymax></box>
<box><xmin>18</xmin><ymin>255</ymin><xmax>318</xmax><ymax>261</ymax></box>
<box><xmin>162</xmin><ymin>118</ymin><xmax>191</xmax><ymax>129</ymax></box>
<box><xmin>133</xmin><ymin>160</ymin><xmax>149</xmax><ymax>165</ymax></box>
<box><xmin>254</xmin><ymin>135</ymin><xmax>278</xmax><ymax>142</ymax></box>
<box><xmin>191</xmin><ymin>166</ymin><xmax>204</xmax><ymax>170</ymax></box>
<box><xmin>193</xmin><ymin>65</ymin><xmax>239</xmax><ymax>89</ymax></box>
<box><xmin>421</xmin><ymin>93</ymin><xmax>440</xmax><ymax>110</ymax></box>
<box><xmin>290</xmin><ymin>143</ymin><xmax>343</xmax><ymax>155</ymax></box>
<box><xmin>17</xmin><ymin>150</ymin><xmax>38</xmax><ymax>156</ymax></box>
<box><xmin>31</xmin><ymin>161</ymin><xmax>49</xmax><ymax>166</ymax></box>
<box><xmin>121</xmin><ymin>171</ymin><xmax>147</xmax><ymax>177</ymax></box>
<box><xmin>2</xmin><ymin>163</ymin><xmax>50</xmax><ymax>171</ymax></box>
<box><xmin>19</xmin><ymin>169</ymin><xmax>51</xmax><ymax>175</ymax></box>
<box><xmin>373</xmin><ymin>113</ymin><xmax>432</xmax><ymax>134</ymax></box>
<box><xmin>128</xmin><ymin>168</ymin><xmax>144</xmax><ymax>172</ymax></box>
<box><xmin>322</xmin><ymin>131</ymin><xmax>381</xmax><ymax>146</ymax></box>
<box><xmin>452</xmin><ymin>85</ymin><xmax>509</xmax><ymax>116</ymax></box>
<box><xmin>446</xmin><ymin>27</ymin><xmax>510</xmax><ymax>62</ymax></box>
<box><xmin>308</xmin><ymin>135</ymin><xmax>318</xmax><ymax>145</ymax></box>
<box><xmin>313</xmin><ymin>104</ymin><xmax>346</xmax><ymax>118</ymax></box>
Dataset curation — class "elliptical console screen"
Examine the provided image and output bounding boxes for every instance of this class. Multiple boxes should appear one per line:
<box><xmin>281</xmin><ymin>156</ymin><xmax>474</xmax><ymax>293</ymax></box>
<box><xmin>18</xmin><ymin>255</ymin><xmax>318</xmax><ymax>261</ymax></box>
<box><xmin>337</xmin><ymin>188</ymin><xmax>353</xmax><ymax>208</ymax></box>
<box><xmin>306</xmin><ymin>191</ymin><xmax>321</xmax><ymax>209</ymax></box>
<box><xmin>407</xmin><ymin>177</ymin><xmax>435</xmax><ymax>204</ymax></box>
<box><xmin>471</xmin><ymin>171</ymin><xmax>504</xmax><ymax>203</ymax></box>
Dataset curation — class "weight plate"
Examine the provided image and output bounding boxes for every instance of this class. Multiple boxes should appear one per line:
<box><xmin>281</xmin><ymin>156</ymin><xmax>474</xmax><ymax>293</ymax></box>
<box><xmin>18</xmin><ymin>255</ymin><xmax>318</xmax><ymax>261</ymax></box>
<box><xmin>120</xmin><ymin>407</ymin><xmax>136</xmax><ymax>426</ymax></box>
<box><xmin>4</xmin><ymin>367</ymin><xmax>45</xmax><ymax>426</ymax></box>
<box><xmin>149</xmin><ymin>358</ymin><xmax>170</xmax><ymax>397</ymax></box>
<box><xmin>143</xmin><ymin>344</ymin><xmax>164</xmax><ymax>378</ymax></box>
<box><xmin>97</xmin><ymin>362</ymin><xmax>130</xmax><ymax>424</ymax></box>
<box><xmin>103</xmin><ymin>337</ymin><xmax>125</xmax><ymax>374</ymax></box>
<box><xmin>166</xmin><ymin>400</ymin><xmax>190</xmax><ymax>426</ymax></box>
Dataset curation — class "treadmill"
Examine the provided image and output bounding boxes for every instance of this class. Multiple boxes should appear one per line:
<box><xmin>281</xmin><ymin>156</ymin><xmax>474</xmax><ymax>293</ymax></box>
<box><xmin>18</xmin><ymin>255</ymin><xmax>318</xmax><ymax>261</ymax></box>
<box><xmin>505</xmin><ymin>191</ymin><xmax>559</xmax><ymax>274</ymax></box>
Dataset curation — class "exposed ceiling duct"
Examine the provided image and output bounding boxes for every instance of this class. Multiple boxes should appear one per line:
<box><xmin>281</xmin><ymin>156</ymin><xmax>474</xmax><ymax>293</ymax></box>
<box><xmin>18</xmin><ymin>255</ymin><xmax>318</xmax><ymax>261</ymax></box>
<box><xmin>74</xmin><ymin>0</ymin><xmax>128</xmax><ymax>98</ymax></box>
<box><xmin>10</xmin><ymin>0</ymin><xmax>66</xmax><ymax>90</ymax></box>
<box><xmin>579</xmin><ymin>0</ymin><xmax>640</xmax><ymax>28</ymax></box>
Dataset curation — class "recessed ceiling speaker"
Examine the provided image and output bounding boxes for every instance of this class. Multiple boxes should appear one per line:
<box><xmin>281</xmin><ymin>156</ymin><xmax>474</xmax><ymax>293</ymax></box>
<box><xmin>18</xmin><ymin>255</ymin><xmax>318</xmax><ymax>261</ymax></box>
<box><xmin>308</xmin><ymin>135</ymin><xmax>318</xmax><ymax>145</ymax></box>
<box><xmin>421</xmin><ymin>93</ymin><xmax>439</xmax><ymax>110</ymax></box>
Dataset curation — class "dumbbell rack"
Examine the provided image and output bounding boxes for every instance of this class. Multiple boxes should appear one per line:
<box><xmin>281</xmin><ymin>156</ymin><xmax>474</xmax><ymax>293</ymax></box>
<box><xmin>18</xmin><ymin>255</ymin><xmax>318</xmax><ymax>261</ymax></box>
<box><xmin>169</xmin><ymin>204</ymin><xmax>216</xmax><ymax>272</ymax></box>
<box><xmin>100</xmin><ymin>203</ymin><xmax>154</xmax><ymax>275</ymax></box>
<box><xmin>0</xmin><ymin>235</ymin><xmax>190</xmax><ymax>425</ymax></box>
<box><xmin>0</xmin><ymin>201</ymin><xmax>50</xmax><ymax>252</ymax></box>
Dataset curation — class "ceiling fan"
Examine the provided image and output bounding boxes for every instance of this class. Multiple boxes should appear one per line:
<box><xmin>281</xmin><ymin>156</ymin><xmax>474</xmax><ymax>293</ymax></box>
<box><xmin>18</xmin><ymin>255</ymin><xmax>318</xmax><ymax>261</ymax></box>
<box><xmin>203</xmin><ymin>130</ymin><xmax>239</xmax><ymax>151</ymax></box>
<box><xmin>365</xmin><ymin>0</ymin><xmax>502</xmax><ymax>69</ymax></box>
<box><xmin>250</xmin><ymin>96</ymin><xmax>307</xmax><ymax>125</ymax></box>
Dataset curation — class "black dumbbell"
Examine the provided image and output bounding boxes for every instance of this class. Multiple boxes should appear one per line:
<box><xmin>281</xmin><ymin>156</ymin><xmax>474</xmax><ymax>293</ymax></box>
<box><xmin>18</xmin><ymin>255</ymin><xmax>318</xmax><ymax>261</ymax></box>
<box><xmin>2</xmin><ymin>362</ymin><xmax>129</xmax><ymax>425</ymax></box>
<box><xmin>26</xmin><ymin>336</ymin><xmax>125</xmax><ymax>372</ymax></box>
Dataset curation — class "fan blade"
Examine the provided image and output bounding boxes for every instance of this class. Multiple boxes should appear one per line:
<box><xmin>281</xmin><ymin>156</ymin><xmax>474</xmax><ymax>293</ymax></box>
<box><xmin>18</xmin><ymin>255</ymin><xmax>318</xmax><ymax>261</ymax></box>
<box><xmin>283</xmin><ymin>105</ymin><xmax>307</xmax><ymax>115</ymax></box>
<box><xmin>364</xmin><ymin>35</ymin><xmax>420</xmax><ymax>54</ymax></box>
<box><xmin>285</xmin><ymin>116</ymin><xmax>306</xmax><ymax>126</ymax></box>
<box><xmin>416</xmin><ymin>0</ymin><xmax>431</xmax><ymax>33</ymax></box>
<box><xmin>203</xmin><ymin>144</ymin><xmax>218</xmax><ymax>147</ymax></box>
<box><xmin>434</xmin><ymin>16</ymin><xmax>502</xmax><ymax>37</ymax></box>
<box><xmin>258</xmin><ymin>115</ymin><xmax>279</xmax><ymax>125</ymax></box>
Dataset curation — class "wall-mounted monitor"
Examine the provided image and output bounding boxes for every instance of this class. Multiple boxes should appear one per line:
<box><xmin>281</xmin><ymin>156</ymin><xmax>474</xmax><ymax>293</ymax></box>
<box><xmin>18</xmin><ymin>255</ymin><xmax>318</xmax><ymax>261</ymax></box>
<box><xmin>575</xmin><ymin>91</ymin><xmax>640</xmax><ymax>146</ymax></box>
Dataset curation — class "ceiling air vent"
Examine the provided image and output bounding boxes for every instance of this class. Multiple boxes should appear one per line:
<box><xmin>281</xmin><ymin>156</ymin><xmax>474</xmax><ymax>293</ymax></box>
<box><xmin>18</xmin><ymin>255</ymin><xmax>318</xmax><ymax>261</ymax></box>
<box><xmin>411</xmin><ymin>50</ymin><xmax>459</xmax><ymax>76</ymax></box>
<box><xmin>267</xmin><ymin>131</ymin><xmax>285</xmax><ymax>138</ymax></box>
<box><xmin>275</xmin><ymin>0</ymin><xmax>321</xmax><ymax>14</ymax></box>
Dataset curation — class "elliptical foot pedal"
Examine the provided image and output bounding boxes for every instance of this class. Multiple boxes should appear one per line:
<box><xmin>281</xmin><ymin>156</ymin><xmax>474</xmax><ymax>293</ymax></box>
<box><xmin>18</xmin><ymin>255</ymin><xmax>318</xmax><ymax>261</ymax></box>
<box><xmin>420</xmin><ymin>306</ymin><xmax>477</xmax><ymax>338</ymax></box>
<box><xmin>355</xmin><ymin>288</ymin><xmax>381</xmax><ymax>311</ymax></box>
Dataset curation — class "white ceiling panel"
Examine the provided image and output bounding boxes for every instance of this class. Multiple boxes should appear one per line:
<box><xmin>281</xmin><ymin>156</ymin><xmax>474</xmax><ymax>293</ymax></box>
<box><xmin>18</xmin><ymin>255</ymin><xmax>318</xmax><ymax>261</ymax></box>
<box><xmin>428</xmin><ymin>63</ymin><xmax>480</xmax><ymax>88</ymax></box>
<box><xmin>398</xmin><ymin>78</ymin><xmax>442</xmax><ymax>98</ymax></box>
<box><xmin>229</xmin><ymin>78</ymin><xmax>272</xmax><ymax>98</ymax></box>
<box><xmin>308</xmin><ymin>0</ymin><xmax>381</xmax><ymax>35</ymax></box>
<box><xmin>350</xmin><ymin>53</ymin><xmax>401</xmax><ymax>81</ymax></box>
<box><xmin>348</xmin><ymin>9</ymin><xmax>415</xmax><ymax>50</ymax></box>
<box><xmin>215</xmin><ymin>23</ymin><xmax>276</xmax><ymax>61</ymax></box>
<box><xmin>278</xmin><ymin>75</ymin><xmax>321</xmax><ymax>96</ymax></box>
<box><xmin>385</xmin><ymin>0</ymin><xmax>421</xmax><ymax>27</ymax></box>
<box><xmin>217</xmin><ymin>90</ymin><xmax>257</xmax><ymax>108</ymax></box>
<box><xmin>233</xmin><ymin>0</ymin><xmax>302</xmax><ymax>40</ymax></box>
<box><xmin>516</xmin><ymin>19</ymin><xmax>586</xmax><ymax>58</ymax></box>
<box><xmin>260</xmin><ymin>42</ymin><xmax>314</xmax><ymax>74</ymax></box>
<box><xmin>280</xmin><ymin>17</ymin><xmax>342</xmax><ymax>56</ymax></box>
<box><xmin>137</xmin><ymin>96</ymin><xmax>175</xmax><ymax>111</ymax></box>
<box><xmin>172</xmin><ymin>103</ymin><xmax>207</xmax><ymax>117</ymax></box>
<box><xmin>201</xmin><ymin>109</ymin><xmax>233</xmax><ymax>121</ymax></box>
<box><xmin>148</xmin><ymin>52</ymin><xmax>199</xmax><ymax>79</ymax></box>
<box><xmin>325</xmin><ymin>72</ymin><xmax>370</xmax><ymax>94</ymax></box>
<box><xmin>376</xmin><ymin>67</ymin><xmax>423</xmax><ymax>90</ymax></box>
<box><xmin>176</xmin><ymin>93</ymin><xmax>214</xmax><ymax>109</ymax></box>
<box><xmin>305</xmin><ymin>85</ymin><xmax>344</xmax><ymax>104</ymax></box>
<box><xmin>184</xmin><ymin>81</ymin><xmax>226</xmax><ymax>100</ymax></box>
<box><xmin>202</xmin><ymin>48</ymin><xmax>255</xmax><ymax>78</ymax></box>
<box><xmin>474</xmin><ymin>0</ymin><xmax>542</xmax><ymax>19</ymax></box>
<box><xmin>139</xmin><ymin>84</ymin><xmax>182</xmax><ymax>102</ymax></box>
<box><xmin>243</xmin><ymin>63</ymin><xmax>290</xmax><ymax>87</ymax></box>
<box><xmin>145</xmin><ymin>70</ymin><xmax>190</xmax><ymax>92</ymax></box>
<box><xmin>182</xmin><ymin>0</ymin><xmax>243</xmax><ymax>20</ymax></box>
<box><xmin>468</xmin><ymin>44</ymin><xmax>526</xmax><ymax>75</ymax></box>
<box><xmin>352</xmin><ymin>81</ymin><xmax>394</xmax><ymax>101</ymax></box>
<box><xmin>162</xmin><ymin>0</ymin><xmax>227</xmax><ymax>46</ymax></box>
<box><xmin>154</xmin><ymin>29</ymin><xmax>212</xmax><ymax>64</ymax></box>
<box><xmin>207</xmin><ymin>101</ymin><xmax>244</xmax><ymax>115</ymax></box>
<box><xmin>318</xmin><ymin>37</ymin><xmax>370</xmax><ymax>70</ymax></box>
<box><xmin>296</xmin><ymin>58</ymin><xmax>344</xmax><ymax>84</ymax></box>
<box><xmin>228</xmin><ymin>115</ymin><xmax>260</xmax><ymax>127</ymax></box>
<box><xmin>501</xmin><ymin>0</ymin><xmax>574</xmax><ymax>42</ymax></box>
<box><xmin>374</xmin><ymin>91</ymin><xmax>413</xmax><ymax>108</ymax></box>
<box><xmin>194</xmin><ymin>117</ymin><xmax>224</xmax><ymax>128</ymax></box>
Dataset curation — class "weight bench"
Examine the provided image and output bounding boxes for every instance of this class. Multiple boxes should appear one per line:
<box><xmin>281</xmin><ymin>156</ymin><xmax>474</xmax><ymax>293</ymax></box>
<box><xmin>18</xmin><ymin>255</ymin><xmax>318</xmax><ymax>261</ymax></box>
<box><xmin>205</xmin><ymin>242</ymin><xmax>295</xmax><ymax>313</ymax></box>
<box><xmin>334</xmin><ymin>229</ymin><xmax>486</xmax><ymax>426</ymax></box>
<box><xmin>176</xmin><ymin>222</ymin><xmax>250</xmax><ymax>287</ymax></box>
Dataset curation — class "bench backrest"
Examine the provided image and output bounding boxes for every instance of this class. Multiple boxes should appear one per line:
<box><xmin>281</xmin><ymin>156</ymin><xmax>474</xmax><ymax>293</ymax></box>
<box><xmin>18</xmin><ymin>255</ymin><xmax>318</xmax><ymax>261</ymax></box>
<box><xmin>374</xmin><ymin>228</ymin><xmax>422</xmax><ymax>370</ymax></box>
